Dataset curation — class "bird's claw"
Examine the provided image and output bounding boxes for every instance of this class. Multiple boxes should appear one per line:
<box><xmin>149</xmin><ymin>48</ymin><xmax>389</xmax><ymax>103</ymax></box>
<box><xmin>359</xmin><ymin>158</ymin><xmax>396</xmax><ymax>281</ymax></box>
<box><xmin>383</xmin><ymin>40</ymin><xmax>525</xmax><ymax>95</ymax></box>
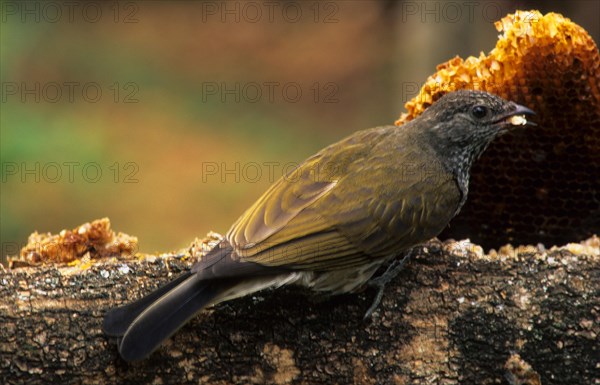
<box><xmin>363</xmin><ymin>283</ymin><xmax>386</xmax><ymax>319</ymax></box>
<box><xmin>363</xmin><ymin>248</ymin><xmax>419</xmax><ymax>319</ymax></box>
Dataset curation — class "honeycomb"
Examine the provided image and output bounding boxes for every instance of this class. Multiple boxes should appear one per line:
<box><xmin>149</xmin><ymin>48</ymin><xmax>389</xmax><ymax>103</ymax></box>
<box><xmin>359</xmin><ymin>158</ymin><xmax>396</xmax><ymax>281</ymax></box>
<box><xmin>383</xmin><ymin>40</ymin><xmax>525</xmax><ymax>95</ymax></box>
<box><xmin>396</xmin><ymin>10</ymin><xmax>600</xmax><ymax>248</ymax></box>
<box><xmin>14</xmin><ymin>218</ymin><xmax>138</xmax><ymax>266</ymax></box>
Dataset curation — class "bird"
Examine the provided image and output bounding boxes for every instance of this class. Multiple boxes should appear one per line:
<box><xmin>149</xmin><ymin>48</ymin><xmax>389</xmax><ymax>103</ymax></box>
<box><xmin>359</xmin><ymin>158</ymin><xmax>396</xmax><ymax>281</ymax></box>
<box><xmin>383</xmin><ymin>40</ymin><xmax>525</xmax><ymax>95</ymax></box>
<box><xmin>103</xmin><ymin>90</ymin><xmax>535</xmax><ymax>361</ymax></box>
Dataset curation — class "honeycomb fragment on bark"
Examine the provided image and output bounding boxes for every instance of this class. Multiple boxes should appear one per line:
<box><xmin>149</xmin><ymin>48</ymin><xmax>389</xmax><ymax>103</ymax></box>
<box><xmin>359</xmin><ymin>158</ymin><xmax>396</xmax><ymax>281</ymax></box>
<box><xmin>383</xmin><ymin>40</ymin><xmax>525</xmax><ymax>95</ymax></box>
<box><xmin>396</xmin><ymin>10</ymin><xmax>600</xmax><ymax>248</ymax></box>
<box><xmin>14</xmin><ymin>218</ymin><xmax>138</xmax><ymax>266</ymax></box>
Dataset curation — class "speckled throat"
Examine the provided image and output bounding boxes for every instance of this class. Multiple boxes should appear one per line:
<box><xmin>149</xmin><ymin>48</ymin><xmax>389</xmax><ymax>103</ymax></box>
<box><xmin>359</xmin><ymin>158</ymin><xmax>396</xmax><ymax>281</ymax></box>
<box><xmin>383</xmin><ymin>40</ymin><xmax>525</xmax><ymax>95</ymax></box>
<box><xmin>445</xmin><ymin>138</ymin><xmax>496</xmax><ymax>215</ymax></box>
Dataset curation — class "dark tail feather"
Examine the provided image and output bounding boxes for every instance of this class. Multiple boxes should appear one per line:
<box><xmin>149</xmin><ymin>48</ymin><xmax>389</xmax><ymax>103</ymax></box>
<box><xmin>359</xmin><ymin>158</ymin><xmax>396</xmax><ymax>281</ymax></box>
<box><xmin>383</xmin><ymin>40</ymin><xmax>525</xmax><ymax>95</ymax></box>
<box><xmin>103</xmin><ymin>271</ymin><xmax>193</xmax><ymax>337</ymax></box>
<box><xmin>117</xmin><ymin>275</ymin><xmax>232</xmax><ymax>362</ymax></box>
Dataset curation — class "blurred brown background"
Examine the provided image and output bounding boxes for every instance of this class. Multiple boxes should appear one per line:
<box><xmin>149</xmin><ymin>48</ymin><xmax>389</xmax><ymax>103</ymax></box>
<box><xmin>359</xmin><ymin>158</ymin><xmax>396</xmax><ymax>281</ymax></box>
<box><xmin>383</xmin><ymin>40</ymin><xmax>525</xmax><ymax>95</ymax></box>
<box><xmin>1</xmin><ymin>0</ymin><xmax>598</xmax><ymax>265</ymax></box>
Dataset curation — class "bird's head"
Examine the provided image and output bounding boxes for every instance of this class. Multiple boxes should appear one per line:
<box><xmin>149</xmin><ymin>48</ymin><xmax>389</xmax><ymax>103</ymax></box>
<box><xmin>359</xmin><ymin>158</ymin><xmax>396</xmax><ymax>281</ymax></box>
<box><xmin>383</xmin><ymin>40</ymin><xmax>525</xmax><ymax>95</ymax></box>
<box><xmin>420</xmin><ymin>90</ymin><xmax>535</xmax><ymax>167</ymax></box>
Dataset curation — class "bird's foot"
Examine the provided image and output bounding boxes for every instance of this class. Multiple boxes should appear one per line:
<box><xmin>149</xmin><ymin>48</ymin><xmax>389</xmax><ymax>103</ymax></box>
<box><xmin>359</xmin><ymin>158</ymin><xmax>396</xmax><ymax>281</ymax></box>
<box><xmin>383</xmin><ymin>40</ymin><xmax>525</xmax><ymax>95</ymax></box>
<box><xmin>363</xmin><ymin>248</ymin><xmax>419</xmax><ymax>319</ymax></box>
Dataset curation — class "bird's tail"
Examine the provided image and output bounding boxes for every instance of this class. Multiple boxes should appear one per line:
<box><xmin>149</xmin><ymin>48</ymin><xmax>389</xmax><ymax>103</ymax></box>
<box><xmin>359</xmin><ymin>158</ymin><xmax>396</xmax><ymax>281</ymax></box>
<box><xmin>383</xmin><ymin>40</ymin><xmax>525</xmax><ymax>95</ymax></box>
<box><xmin>103</xmin><ymin>271</ymin><xmax>194</xmax><ymax>338</ymax></box>
<box><xmin>103</xmin><ymin>273</ymin><xmax>235</xmax><ymax>361</ymax></box>
<box><xmin>103</xmin><ymin>271</ymin><xmax>299</xmax><ymax>361</ymax></box>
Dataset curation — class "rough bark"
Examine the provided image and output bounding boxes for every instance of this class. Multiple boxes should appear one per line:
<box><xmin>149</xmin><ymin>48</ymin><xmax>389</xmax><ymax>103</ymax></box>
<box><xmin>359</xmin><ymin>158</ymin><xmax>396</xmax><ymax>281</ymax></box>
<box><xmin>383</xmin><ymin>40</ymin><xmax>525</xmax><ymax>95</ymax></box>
<box><xmin>1</xmin><ymin>239</ymin><xmax>598</xmax><ymax>385</ymax></box>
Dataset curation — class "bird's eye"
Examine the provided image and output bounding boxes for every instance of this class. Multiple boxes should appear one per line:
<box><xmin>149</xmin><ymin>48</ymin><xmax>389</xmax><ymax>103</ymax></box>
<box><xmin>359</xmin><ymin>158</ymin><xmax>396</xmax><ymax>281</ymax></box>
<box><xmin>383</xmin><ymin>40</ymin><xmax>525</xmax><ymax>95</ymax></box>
<box><xmin>471</xmin><ymin>105</ymin><xmax>489</xmax><ymax>119</ymax></box>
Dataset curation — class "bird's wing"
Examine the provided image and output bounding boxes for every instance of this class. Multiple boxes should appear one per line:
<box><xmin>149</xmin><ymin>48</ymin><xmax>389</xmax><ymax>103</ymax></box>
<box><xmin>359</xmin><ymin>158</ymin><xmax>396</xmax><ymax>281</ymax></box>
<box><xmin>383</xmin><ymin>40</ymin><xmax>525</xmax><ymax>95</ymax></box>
<box><xmin>236</xmin><ymin>161</ymin><xmax>459</xmax><ymax>270</ymax></box>
<box><xmin>226</xmin><ymin>152</ymin><xmax>340</xmax><ymax>249</ymax></box>
<box><xmin>219</xmin><ymin>126</ymin><xmax>459</xmax><ymax>271</ymax></box>
<box><xmin>226</xmin><ymin>128</ymin><xmax>381</xmax><ymax>249</ymax></box>
<box><xmin>222</xmin><ymin>129</ymin><xmax>380</xmax><ymax>268</ymax></box>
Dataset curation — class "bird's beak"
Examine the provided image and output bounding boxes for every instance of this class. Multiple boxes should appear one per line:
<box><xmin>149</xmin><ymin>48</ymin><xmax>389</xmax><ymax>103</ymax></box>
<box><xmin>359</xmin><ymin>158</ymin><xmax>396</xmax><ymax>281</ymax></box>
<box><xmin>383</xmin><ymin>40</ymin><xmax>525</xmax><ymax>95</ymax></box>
<box><xmin>495</xmin><ymin>103</ymin><xmax>536</xmax><ymax>127</ymax></box>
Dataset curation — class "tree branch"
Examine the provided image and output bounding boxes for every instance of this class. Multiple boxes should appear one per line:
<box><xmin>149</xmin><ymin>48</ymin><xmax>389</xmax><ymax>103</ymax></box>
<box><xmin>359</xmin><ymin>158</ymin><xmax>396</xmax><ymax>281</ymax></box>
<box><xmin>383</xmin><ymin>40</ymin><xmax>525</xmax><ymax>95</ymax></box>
<box><xmin>1</xmin><ymin>238</ymin><xmax>598</xmax><ymax>385</ymax></box>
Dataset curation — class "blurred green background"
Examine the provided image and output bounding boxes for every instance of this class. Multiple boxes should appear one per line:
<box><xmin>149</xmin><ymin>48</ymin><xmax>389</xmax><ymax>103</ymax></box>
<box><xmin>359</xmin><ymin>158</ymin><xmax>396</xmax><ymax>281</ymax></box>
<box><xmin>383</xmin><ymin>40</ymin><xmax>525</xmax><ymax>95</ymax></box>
<box><xmin>1</xmin><ymin>1</ymin><xmax>598</xmax><ymax>265</ymax></box>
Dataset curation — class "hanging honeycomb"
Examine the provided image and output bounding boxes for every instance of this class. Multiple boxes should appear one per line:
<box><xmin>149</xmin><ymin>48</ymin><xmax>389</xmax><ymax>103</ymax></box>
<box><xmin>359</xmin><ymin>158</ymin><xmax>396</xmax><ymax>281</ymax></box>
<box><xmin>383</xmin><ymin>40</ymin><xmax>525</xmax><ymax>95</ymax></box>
<box><xmin>395</xmin><ymin>10</ymin><xmax>600</xmax><ymax>248</ymax></box>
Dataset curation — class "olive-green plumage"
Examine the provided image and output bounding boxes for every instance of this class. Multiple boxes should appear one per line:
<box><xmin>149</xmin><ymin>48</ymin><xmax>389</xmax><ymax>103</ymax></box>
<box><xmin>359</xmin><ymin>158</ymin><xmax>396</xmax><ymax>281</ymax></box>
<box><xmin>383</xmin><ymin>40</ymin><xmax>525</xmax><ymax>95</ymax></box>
<box><xmin>103</xmin><ymin>90</ymin><xmax>534</xmax><ymax>361</ymax></box>
<box><xmin>228</xmin><ymin>126</ymin><xmax>459</xmax><ymax>271</ymax></box>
